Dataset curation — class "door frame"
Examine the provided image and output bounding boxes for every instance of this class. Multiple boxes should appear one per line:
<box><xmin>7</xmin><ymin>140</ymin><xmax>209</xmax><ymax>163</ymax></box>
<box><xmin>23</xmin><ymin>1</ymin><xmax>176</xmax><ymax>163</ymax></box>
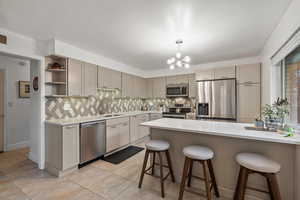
<box><xmin>0</xmin><ymin>69</ymin><xmax>6</xmax><ymax>152</ymax></box>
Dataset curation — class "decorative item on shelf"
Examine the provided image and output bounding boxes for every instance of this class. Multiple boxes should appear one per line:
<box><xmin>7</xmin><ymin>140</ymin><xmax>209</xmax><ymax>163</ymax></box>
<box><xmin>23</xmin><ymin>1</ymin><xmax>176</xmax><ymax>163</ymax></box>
<box><xmin>167</xmin><ymin>39</ymin><xmax>191</xmax><ymax>70</ymax></box>
<box><xmin>49</xmin><ymin>62</ymin><xmax>64</xmax><ymax>70</ymax></box>
<box><xmin>18</xmin><ymin>81</ymin><xmax>30</xmax><ymax>98</ymax></box>
<box><xmin>262</xmin><ymin>97</ymin><xmax>289</xmax><ymax>131</ymax></box>
<box><xmin>254</xmin><ymin>116</ymin><xmax>264</xmax><ymax>128</ymax></box>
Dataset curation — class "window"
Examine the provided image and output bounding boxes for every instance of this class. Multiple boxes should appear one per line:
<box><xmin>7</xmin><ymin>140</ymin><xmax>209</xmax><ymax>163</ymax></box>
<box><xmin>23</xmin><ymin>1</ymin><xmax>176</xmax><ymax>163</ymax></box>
<box><xmin>284</xmin><ymin>45</ymin><xmax>300</xmax><ymax>124</ymax></box>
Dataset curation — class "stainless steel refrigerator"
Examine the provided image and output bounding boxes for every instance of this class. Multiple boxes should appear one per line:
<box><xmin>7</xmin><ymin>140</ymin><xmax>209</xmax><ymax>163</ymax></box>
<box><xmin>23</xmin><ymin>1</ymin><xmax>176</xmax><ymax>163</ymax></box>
<box><xmin>197</xmin><ymin>79</ymin><xmax>236</xmax><ymax>120</ymax></box>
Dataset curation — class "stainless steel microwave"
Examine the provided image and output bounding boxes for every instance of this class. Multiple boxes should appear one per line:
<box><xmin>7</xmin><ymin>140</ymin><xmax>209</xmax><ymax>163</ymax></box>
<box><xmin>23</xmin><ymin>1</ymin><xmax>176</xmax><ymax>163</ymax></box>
<box><xmin>166</xmin><ymin>84</ymin><xmax>189</xmax><ymax>97</ymax></box>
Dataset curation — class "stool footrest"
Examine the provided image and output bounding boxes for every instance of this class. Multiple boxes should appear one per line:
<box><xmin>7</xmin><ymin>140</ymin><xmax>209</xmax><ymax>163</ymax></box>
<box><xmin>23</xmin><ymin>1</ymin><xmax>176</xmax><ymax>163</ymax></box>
<box><xmin>247</xmin><ymin>186</ymin><xmax>269</xmax><ymax>194</ymax></box>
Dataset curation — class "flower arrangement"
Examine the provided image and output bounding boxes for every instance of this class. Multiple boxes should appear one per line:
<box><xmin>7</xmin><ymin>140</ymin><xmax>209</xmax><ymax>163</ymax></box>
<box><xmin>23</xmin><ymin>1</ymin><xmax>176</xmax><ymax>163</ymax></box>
<box><xmin>262</xmin><ymin>97</ymin><xmax>289</xmax><ymax>130</ymax></box>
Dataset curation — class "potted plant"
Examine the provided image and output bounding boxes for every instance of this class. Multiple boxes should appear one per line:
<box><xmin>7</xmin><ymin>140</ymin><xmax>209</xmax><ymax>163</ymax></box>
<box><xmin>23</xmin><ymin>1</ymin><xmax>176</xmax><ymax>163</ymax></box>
<box><xmin>262</xmin><ymin>97</ymin><xmax>289</xmax><ymax>130</ymax></box>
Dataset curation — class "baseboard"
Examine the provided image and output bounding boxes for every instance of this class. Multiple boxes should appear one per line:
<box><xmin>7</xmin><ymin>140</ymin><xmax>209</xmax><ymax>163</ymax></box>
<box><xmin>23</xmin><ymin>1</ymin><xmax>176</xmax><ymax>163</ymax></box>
<box><xmin>6</xmin><ymin>140</ymin><xmax>29</xmax><ymax>151</ymax></box>
<box><xmin>29</xmin><ymin>151</ymin><xmax>38</xmax><ymax>163</ymax></box>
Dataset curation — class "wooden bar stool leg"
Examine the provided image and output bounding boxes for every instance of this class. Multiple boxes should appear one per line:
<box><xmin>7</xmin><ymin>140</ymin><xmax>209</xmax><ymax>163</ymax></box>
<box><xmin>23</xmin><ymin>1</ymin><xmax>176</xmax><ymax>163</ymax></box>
<box><xmin>235</xmin><ymin>167</ymin><xmax>249</xmax><ymax>200</ymax></box>
<box><xmin>138</xmin><ymin>150</ymin><xmax>150</xmax><ymax>188</ymax></box>
<box><xmin>158</xmin><ymin>152</ymin><xmax>165</xmax><ymax>198</ymax></box>
<box><xmin>178</xmin><ymin>157</ymin><xmax>190</xmax><ymax>200</ymax></box>
<box><xmin>151</xmin><ymin>152</ymin><xmax>156</xmax><ymax>175</ymax></box>
<box><xmin>187</xmin><ymin>160</ymin><xmax>193</xmax><ymax>187</ymax></box>
<box><xmin>165</xmin><ymin>150</ymin><xmax>175</xmax><ymax>182</ymax></box>
<box><xmin>234</xmin><ymin>167</ymin><xmax>243</xmax><ymax>200</ymax></box>
<box><xmin>266</xmin><ymin>174</ymin><xmax>282</xmax><ymax>200</ymax></box>
<box><xmin>207</xmin><ymin>159</ymin><xmax>220</xmax><ymax>197</ymax></box>
<box><xmin>202</xmin><ymin>161</ymin><xmax>212</xmax><ymax>200</ymax></box>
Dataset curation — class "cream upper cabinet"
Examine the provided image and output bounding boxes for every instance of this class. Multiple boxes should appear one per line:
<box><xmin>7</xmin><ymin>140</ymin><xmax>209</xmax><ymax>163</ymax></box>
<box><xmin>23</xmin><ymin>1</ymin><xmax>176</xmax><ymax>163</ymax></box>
<box><xmin>237</xmin><ymin>84</ymin><xmax>261</xmax><ymax>123</ymax></box>
<box><xmin>122</xmin><ymin>73</ymin><xmax>135</xmax><ymax>97</ymax></box>
<box><xmin>188</xmin><ymin>74</ymin><xmax>197</xmax><ymax>98</ymax></box>
<box><xmin>195</xmin><ymin>70</ymin><xmax>214</xmax><ymax>81</ymax></box>
<box><xmin>152</xmin><ymin>77</ymin><xmax>166</xmax><ymax>98</ymax></box>
<box><xmin>146</xmin><ymin>79</ymin><xmax>153</xmax><ymax>98</ymax></box>
<box><xmin>83</xmin><ymin>62</ymin><xmax>97</xmax><ymax>96</ymax></box>
<box><xmin>166</xmin><ymin>75</ymin><xmax>189</xmax><ymax>85</ymax></box>
<box><xmin>98</xmin><ymin>67</ymin><xmax>122</xmax><ymax>90</ymax></box>
<box><xmin>68</xmin><ymin>58</ymin><xmax>83</xmax><ymax>96</ymax></box>
<box><xmin>236</xmin><ymin>63</ymin><xmax>261</xmax><ymax>84</ymax></box>
<box><xmin>214</xmin><ymin>66</ymin><xmax>235</xmax><ymax>79</ymax></box>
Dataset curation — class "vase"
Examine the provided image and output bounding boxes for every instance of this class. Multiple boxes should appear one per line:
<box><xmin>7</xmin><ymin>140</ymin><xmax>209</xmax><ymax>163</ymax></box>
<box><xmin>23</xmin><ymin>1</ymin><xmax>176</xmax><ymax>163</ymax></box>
<box><xmin>265</xmin><ymin>118</ymin><xmax>282</xmax><ymax>131</ymax></box>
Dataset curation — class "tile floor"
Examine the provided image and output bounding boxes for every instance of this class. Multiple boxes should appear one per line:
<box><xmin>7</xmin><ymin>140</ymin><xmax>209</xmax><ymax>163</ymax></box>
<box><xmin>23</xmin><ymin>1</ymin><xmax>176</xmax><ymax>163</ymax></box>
<box><xmin>0</xmin><ymin>143</ymin><xmax>228</xmax><ymax>200</ymax></box>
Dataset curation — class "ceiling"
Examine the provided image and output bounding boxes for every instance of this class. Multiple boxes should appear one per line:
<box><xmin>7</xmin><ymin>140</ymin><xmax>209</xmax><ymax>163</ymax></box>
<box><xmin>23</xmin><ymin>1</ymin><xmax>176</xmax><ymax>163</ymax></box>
<box><xmin>0</xmin><ymin>0</ymin><xmax>292</xmax><ymax>70</ymax></box>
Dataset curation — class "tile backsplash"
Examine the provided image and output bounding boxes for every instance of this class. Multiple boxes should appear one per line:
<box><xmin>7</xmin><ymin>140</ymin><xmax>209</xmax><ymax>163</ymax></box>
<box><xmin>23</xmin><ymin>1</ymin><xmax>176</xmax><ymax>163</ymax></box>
<box><xmin>46</xmin><ymin>89</ymin><xmax>196</xmax><ymax>120</ymax></box>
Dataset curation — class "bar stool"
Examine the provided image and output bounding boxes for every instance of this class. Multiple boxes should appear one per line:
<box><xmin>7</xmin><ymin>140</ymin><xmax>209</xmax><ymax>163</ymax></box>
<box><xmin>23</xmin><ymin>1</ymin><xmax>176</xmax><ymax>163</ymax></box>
<box><xmin>234</xmin><ymin>152</ymin><xmax>282</xmax><ymax>200</ymax></box>
<box><xmin>178</xmin><ymin>145</ymin><xmax>220</xmax><ymax>200</ymax></box>
<box><xmin>138</xmin><ymin>140</ymin><xmax>175</xmax><ymax>198</ymax></box>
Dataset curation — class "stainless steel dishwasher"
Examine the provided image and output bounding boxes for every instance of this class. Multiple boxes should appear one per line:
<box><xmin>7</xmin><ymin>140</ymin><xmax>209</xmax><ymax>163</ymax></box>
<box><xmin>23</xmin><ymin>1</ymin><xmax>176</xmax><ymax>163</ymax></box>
<box><xmin>80</xmin><ymin>120</ymin><xmax>106</xmax><ymax>165</ymax></box>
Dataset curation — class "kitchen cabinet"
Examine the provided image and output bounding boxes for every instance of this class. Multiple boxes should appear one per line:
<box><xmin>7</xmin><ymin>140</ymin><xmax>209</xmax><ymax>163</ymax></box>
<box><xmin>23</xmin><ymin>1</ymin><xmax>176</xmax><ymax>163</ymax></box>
<box><xmin>83</xmin><ymin>62</ymin><xmax>97</xmax><ymax>96</ymax></box>
<box><xmin>135</xmin><ymin>76</ymin><xmax>147</xmax><ymax>98</ymax></box>
<box><xmin>122</xmin><ymin>73</ymin><xmax>136</xmax><ymax>97</ymax></box>
<box><xmin>196</xmin><ymin>70</ymin><xmax>214</xmax><ymax>81</ymax></box>
<box><xmin>45</xmin><ymin>124</ymin><xmax>80</xmax><ymax>177</ymax></box>
<box><xmin>106</xmin><ymin>117</ymin><xmax>130</xmax><ymax>152</ymax></box>
<box><xmin>149</xmin><ymin>113</ymin><xmax>162</xmax><ymax>120</ymax></box>
<box><xmin>152</xmin><ymin>77</ymin><xmax>166</xmax><ymax>98</ymax></box>
<box><xmin>236</xmin><ymin>63</ymin><xmax>261</xmax><ymax>84</ymax></box>
<box><xmin>188</xmin><ymin>74</ymin><xmax>197</xmax><ymax>98</ymax></box>
<box><xmin>68</xmin><ymin>59</ymin><xmax>98</xmax><ymax>96</ymax></box>
<box><xmin>130</xmin><ymin>114</ymin><xmax>150</xmax><ymax>143</ymax></box>
<box><xmin>237</xmin><ymin>83</ymin><xmax>261</xmax><ymax>123</ymax></box>
<box><xmin>68</xmin><ymin>58</ymin><xmax>83</xmax><ymax>96</ymax></box>
<box><xmin>98</xmin><ymin>67</ymin><xmax>122</xmax><ymax>90</ymax></box>
<box><xmin>146</xmin><ymin>79</ymin><xmax>153</xmax><ymax>98</ymax></box>
<box><xmin>166</xmin><ymin>75</ymin><xmax>189</xmax><ymax>85</ymax></box>
<box><xmin>214</xmin><ymin>66</ymin><xmax>235</xmax><ymax>79</ymax></box>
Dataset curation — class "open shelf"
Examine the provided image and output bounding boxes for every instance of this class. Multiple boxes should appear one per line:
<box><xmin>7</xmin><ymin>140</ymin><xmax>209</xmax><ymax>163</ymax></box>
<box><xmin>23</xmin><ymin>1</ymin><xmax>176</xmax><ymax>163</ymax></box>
<box><xmin>45</xmin><ymin>55</ymin><xmax>68</xmax><ymax>96</ymax></box>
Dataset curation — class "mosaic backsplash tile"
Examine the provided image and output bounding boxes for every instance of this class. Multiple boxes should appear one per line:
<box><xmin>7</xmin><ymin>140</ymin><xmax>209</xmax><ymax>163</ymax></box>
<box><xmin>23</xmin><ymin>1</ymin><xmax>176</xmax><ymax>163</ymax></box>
<box><xmin>46</xmin><ymin>89</ymin><xmax>196</xmax><ymax>120</ymax></box>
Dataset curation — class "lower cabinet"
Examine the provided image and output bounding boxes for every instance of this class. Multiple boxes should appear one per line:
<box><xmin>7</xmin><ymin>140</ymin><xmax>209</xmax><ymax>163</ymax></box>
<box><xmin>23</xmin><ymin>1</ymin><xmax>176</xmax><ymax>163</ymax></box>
<box><xmin>45</xmin><ymin>124</ymin><xmax>80</xmax><ymax>177</ymax></box>
<box><xmin>149</xmin><ymin>113</ymin><xmax>162</xmax><ymax>121</ymax></box>
<box><xmin>106</xmin><ymin>117</ymin><xmax>130</xmax><ymax>152</ymax></box>
<box><xmin>130</xmin><ymin>114</ymin><xmax>150</xmax><ymax>143</ymax></box>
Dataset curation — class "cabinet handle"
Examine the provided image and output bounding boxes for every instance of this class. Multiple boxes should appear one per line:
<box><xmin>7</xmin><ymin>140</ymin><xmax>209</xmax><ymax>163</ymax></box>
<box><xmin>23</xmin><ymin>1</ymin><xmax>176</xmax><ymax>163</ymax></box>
<box><xmin>109</xmin><ymin>125</ymin><xmax>117</xmax><ymax>128</ymax></box>
<box><xmin>65</xmin><ymin>126</ymin><xmax>76</xmax><ymax>129</ymax></box>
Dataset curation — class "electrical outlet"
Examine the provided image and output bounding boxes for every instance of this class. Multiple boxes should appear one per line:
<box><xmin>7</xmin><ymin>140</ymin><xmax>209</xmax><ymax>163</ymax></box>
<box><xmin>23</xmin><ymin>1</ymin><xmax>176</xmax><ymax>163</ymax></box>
<box><xmin>63</xmin><ymin>103</ymin><xmax>71</xmax><ymax>111</ymax></box>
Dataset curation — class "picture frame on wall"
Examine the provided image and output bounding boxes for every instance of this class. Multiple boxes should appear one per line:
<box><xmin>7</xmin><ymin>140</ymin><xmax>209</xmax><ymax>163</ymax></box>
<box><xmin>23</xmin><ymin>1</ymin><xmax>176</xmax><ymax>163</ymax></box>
<box><xmin>19</xmin><ymin>81</ymin><xmax>30</xmax><ymax>98</ymax></box>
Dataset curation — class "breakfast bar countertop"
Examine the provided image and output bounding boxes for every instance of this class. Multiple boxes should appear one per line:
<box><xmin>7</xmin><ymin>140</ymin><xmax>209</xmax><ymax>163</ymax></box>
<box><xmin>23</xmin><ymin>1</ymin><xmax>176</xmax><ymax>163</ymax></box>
<box><xmin>141</xmin><ymin>118</ymin><xmax>300</xmax><ymax>145</ymax></box>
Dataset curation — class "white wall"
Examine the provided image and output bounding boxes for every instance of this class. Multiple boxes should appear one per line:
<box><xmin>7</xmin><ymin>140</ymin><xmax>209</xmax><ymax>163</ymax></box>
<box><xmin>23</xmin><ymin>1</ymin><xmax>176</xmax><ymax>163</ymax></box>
<box><xmin>261</xmin><ymin>0</ymin><xmax>300</xmax><ymax>105</ymax></box>
<box><xmin>0</xmin><ymin>54</ymin><xmax>31</xmax><ymax>150</ymax></box>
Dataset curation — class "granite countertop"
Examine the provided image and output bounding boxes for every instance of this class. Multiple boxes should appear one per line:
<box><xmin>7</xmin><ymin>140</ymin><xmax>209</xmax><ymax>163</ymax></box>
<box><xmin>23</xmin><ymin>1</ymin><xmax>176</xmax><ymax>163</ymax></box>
<box><xmin>141</xmin><ymin>118</ymin><xmax>300</xmax><ymax>145</ymax></box>
<box><xmin>45</xmin><ymin>111</ymin><xmax>162</xmax><ymax>126</ymax></box>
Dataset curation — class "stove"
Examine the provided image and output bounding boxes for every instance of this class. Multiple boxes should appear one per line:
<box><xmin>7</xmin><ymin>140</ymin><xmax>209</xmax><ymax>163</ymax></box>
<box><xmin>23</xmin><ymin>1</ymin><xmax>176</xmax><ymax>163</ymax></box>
<box><xmin>162</xmin><ymin>104</ymin><xmax>192</xmax><ymax>119</ymax></box>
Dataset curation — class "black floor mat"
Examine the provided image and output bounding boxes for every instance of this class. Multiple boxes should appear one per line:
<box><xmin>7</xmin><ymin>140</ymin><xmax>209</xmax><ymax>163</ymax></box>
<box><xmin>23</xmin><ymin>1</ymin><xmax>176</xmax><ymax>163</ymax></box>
<box><xmin>103</xmin><ymin>146</ymin><xmax>144</xmax><ymax>164</ymax></box>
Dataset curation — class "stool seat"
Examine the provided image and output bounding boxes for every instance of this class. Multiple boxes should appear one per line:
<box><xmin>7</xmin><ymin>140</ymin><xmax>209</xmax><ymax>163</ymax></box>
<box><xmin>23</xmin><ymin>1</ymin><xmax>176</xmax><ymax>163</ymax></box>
<box><xmin>236</xmin><ymin>153</ymin><xmax>281</xmax><ymax>173</ymax></box>
<box><xmin>183</xmin><ymin>145</ymin><xmax>214</xmax><ymax>160</ymax></box>
<box><xmin>146</xmin><ymin>140</ymin><xmax>170</xmax><ymax>151</ymax></box>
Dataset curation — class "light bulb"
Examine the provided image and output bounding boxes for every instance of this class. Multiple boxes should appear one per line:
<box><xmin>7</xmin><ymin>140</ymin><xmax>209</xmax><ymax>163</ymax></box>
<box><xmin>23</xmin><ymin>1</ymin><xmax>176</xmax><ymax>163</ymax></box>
<box><xmin>176</xmin><ymin>52</ymin><xmax>181</xmax><ymax>59</ymax></box>
<box><xmin>183</xmin><ymin>56</ymin><xmax>191</xmax><ymax>63</ymax></box>
<box><xmin>167</xmin><ymin>59</ymin><xmax>172</xmax><ymax>65</ymax></box>
<box><xmin>169</xmin><ymin>64</ymin><xmax>175</xmax><ymax>70</ymax></box>
<box><xmin>184</xmin><ymin>63</ymin><xmax>190</xmax><ymax>69</ymax></box>
<box><xmin>176</xmin><ymin>60</ymin><xmax>182</xmax><ymax>67</ymax></box>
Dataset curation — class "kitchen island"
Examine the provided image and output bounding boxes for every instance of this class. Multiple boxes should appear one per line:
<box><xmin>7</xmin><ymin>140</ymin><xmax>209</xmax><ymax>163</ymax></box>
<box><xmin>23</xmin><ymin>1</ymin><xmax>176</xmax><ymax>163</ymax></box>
<box><xmin>141</xmin><ymin>118</ymin><xmax>300</xmax><ymax>200</ymax></box>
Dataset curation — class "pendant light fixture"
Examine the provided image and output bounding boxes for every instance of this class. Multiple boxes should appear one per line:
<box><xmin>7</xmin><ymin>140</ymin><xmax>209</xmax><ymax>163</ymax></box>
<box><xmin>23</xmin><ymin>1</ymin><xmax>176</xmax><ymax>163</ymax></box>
<box><xmin>167</xmin><ymin>39</ymin><xmax>191</xmax><ymax>70</ymax></box>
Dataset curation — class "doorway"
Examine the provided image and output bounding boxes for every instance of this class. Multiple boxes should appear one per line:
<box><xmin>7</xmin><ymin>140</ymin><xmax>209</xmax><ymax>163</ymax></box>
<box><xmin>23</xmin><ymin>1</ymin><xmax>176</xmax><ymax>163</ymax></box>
<box><xmin>0</xmin><ymin>70</ymin><xmax>4</xmax><ymax>152</ymax></box>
